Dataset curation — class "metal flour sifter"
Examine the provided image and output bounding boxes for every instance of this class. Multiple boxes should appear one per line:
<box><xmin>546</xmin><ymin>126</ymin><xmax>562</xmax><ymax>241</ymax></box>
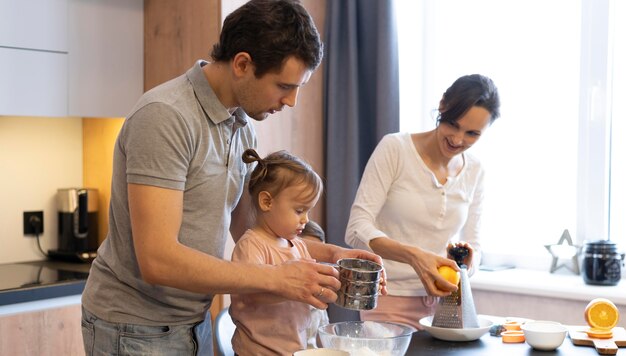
<box><xmin>431</xmin><ymin>246</ymin><xmax>480</xmax><ymax>328</ymax></box>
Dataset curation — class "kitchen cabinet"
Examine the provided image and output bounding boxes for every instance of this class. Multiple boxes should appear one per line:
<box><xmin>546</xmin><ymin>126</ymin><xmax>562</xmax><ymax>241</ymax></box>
<box><xmin>0</xmin><ymin>48</ymin><xmax>68</xmax><ymax>117</ymax></box>
<box><xmin>144</xmin><ymin>0</ymin><xmax>220</xmax><ymax>91</ymax></box>
<box><xmin>0</xmin><ymin>303</ymin><xmax>83</xmax><ymax>355</ymax></box>
<box><xmin>0</xmin><ymin>0</ymin><xmax>68</xmax><ymax>52</ymax></box>
<box><xmin>68</xmin><ymin>0</ymin><xmax>143</xmax><ymax>118</ymax></box>
<box><xmin>0</xmin><ymin>0</ymin><xmax>69</xmax><ymax>117</ymax></box>
<box><xmin>0</xmin><ymin>261</ymin><xmax>89</xmax><ymax>355</ymax></box>
<box><xmin>0</xmin><ymin>0</ymin><xmax>143</xmax><ymax>118</ymax></box>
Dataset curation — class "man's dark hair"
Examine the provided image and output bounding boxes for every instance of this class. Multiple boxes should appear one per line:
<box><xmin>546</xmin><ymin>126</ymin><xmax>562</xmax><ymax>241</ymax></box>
<box><xmin>211</xmin><ymin>0</ymin><xmax>323</xmax><ymax>77</ymax></box>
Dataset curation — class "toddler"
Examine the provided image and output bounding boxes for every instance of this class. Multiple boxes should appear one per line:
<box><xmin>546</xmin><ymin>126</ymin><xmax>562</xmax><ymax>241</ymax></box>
<box><xmin>229</xmin><ymin>148</ymin><xmax>326</xmax><ymax>355</ymax></box>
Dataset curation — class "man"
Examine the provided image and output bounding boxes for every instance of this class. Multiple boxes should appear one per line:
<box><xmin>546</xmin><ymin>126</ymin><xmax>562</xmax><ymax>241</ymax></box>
<box><xmin>81</xmin><ymin>1</ymin><xmax>384</xmax><ymax>354</ymax></box>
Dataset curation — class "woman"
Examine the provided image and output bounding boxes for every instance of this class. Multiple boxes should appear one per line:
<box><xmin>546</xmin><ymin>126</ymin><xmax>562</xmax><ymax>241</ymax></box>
<box><xmin>345</xmin><ymin>74</ymin><xmax>500</xmax><ymax>329</ymax></box>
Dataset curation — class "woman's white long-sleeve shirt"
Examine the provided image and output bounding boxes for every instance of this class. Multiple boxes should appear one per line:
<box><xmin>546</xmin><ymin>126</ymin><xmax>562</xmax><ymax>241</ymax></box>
<box><xmin>345</xmin><ymin>133</ymin><xmax>484</xmax><ymax>296</ymax></box>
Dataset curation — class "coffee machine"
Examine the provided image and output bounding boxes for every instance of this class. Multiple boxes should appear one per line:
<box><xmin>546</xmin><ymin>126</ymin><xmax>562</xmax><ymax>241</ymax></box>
<box><xmin>48</xmin><ymin>188</ymin><xmax>99</xmax><ymax>262</ymax></box>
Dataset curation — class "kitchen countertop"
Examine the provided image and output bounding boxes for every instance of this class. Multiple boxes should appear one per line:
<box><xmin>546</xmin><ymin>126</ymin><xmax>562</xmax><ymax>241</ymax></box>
<box><xmin>0</xmin><ymin>260</ymin><xmax>90</xmax><ymax>307</ymax></box>
<box><xmin>408</xmin><ymin>327</ymin><xmax>624</xmax><ymax>355</ymax></box>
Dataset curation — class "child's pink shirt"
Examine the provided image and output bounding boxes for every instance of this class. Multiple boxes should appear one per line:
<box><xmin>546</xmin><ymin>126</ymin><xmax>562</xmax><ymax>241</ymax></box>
<box><xmin>230</xmin><ymin>229</ymin><xmax>313</xmax><ymax>355</ymax></box>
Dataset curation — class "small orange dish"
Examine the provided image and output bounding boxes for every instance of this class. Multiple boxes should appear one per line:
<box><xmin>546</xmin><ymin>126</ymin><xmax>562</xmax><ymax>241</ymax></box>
<box><xmin>503</xmin><ymin>321</ymin><xmax>522</xmax><ymax>331</ymax></box>
<box><xmin>502</xmin><ymin>331</ymin><xmax>525</xmax><ymax>343</ymax></box>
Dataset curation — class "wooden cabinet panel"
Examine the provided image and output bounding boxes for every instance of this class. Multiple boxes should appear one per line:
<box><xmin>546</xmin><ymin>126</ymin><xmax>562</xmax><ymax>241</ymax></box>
<box><xmin>144</xmin><ymin>0</ymin><xmax>220</xmax><ymax>91</ymax></box>
<box><xmin>0</xmin><ymin>304</ymin><xmax>84</xmax><ymax>356</ymax></box>
<box><xmin>82</xmin><ymin>117</ymin><xmax>125</xmax><ymax>244</ymax></box>
<box><xmin>251</xmin><ymin>0</ymin><xmax>326</xmax><ymax>223</ymax></box>
<box><xmin>0</xmin><ymin>47</ymin><xmax>68</xmax><ymax>117</ymax></box>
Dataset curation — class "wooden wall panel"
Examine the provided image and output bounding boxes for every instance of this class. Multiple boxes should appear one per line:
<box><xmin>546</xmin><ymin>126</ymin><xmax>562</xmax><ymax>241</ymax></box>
<box><xmin>252</xmin><ymin>0</ymin><xmax>327</xmax><ymax>226</ymax></box>
<box><xmin>144</xmin><ymin>0</ymin><xmax>221</xmax><ymax>91</ymax></box>
<box><xmin>82</xmin><ymin>117</ymin><xmax>125</xmax><ymax>244</ymax></box>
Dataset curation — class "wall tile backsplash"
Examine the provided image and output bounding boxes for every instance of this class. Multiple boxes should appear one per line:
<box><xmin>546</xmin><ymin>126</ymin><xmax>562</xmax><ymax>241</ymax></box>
<box><xmin>0</xmin><ymin>116</ymin><xmax>83</xmax><ymax>264</ymax></box>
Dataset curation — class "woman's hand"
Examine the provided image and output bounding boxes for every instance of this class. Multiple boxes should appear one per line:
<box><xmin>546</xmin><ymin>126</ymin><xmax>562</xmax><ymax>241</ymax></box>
<box><xmin>447</xmin><ymin>241</ymin><xmax>474</xmax><ymax>269</ymax></box>
<box><xmin>367</xmin><ymin>237</ymin><xmax>458</xmax><ymax>297</ymax></box>
<box><xmin>407</xmin><ymin>246</ymin><xmax>460</xmax><ymax>297</ymax></box>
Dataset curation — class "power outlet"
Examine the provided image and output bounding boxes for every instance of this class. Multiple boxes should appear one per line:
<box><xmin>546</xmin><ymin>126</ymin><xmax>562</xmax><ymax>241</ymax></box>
<box><xmin>23</xmin><ymin>211</ymin><xmax>44</xmax><ymax>236</ymax></box>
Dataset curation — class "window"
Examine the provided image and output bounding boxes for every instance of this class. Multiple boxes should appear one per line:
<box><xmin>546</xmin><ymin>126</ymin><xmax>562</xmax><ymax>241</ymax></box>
<box><xmin>395</xmin><ymin>0</ymin><xmax>624</xmax><ymax>268</ymax></box>
<box><xmin>609</xmin><ymin>0</ymin><xmax>626</xmax><ymax>251</ymax></box>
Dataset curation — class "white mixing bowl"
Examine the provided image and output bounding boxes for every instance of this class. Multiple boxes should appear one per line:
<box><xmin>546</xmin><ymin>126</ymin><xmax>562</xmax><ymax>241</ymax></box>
<box><xmin>521</xmin><ymin>321</ymin><xmax>568</xmax><ymax>351</ymax></box>
<box><xmin>318</xmin><ymin>321</ymin><xmax>415</xmax><ymax>356</ymax></box>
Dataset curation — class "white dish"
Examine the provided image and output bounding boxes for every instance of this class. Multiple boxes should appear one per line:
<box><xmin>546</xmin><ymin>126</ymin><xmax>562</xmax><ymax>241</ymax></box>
<box><xmin>521</xmin><ymin>321</ymin><xmax>568</xmax><ymax>351</ymax></box>
<box><xmin>419</xmin><ymin>316</ymin><xmax>493</xmax><ymax>342</ymax></box>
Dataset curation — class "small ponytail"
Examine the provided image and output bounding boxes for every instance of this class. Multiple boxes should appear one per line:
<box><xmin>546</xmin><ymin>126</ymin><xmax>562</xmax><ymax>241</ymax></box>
<box><xmin>243</xmin><ymin>148</ymin><xmax>269</xmax><ymax>185</ymax></box>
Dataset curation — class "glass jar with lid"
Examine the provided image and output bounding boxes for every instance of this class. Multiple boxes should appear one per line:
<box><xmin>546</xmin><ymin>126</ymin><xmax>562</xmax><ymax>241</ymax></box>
<box><xmin>582</xmin><ymin>240</ymin><xmax>624</xmax><ymax>286</ymax></box>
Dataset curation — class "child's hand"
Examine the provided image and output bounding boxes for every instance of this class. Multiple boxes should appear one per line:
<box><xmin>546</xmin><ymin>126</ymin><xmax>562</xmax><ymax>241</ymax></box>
<box><xmin>330</xmin><ymin>247</ymin><xmax>388</xmax><ymax>296</ymax></box>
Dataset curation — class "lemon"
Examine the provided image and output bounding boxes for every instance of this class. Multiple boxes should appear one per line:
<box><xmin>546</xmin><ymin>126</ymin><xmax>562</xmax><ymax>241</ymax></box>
<box><xmin>436</xmin><ymin>265</ymin><xmax>460</xmax><ymax>289</ymax></box>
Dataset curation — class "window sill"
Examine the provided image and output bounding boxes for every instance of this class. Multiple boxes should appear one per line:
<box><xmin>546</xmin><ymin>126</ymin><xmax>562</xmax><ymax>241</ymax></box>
<box><xmin>471</xmin><ymin>268</ymin><xmax>626</xmax><ymax>305</ymax></box>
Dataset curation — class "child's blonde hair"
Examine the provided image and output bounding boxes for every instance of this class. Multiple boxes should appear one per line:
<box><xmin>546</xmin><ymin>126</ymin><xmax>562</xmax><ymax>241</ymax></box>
<box><xmin>242</xmin><ymin>149</ymin><xmax>323</xmax><ymax>211</ymax></box>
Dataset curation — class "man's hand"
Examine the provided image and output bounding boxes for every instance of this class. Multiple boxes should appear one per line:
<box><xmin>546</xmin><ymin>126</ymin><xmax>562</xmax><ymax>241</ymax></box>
<box><xmin>272</xmin><ymin>260</ymin><xmax>341</xmax><ymax>309</ymax></box>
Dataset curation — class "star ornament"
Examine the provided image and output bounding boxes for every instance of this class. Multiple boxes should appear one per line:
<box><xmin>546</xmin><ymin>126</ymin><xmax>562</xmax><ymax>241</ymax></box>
<box><xmin>544</xmin><ymin>229</ymin><xmax>582</xmax><ymax>274</ymax></box>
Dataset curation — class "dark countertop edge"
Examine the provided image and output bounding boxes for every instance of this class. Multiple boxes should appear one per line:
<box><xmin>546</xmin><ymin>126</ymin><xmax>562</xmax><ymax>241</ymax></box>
<box><xmin>0</xmin><ymin>279</ymin><xmax>86</xmax><ymax>306</ymax></box>
<box><xmin>0</xmin><ymin>260</ymin><xmax>90</xmax><ymax>307</ymax></box>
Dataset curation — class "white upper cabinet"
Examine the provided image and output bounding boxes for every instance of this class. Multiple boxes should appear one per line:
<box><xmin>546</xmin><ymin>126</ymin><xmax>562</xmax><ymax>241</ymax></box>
<box><xmin>0</xmin><ymin>0</ymin><xmax>68</xmax><ymax>52</ymax></box>
<box><xmin>0</xmin><ymin>0</ymin><xmax>69</xmax><ymax>117</ymax></box>
<box><xmin>68</xmin><ymin>0</ymin><xmax>144</xmax><ymax>118</ymax></box>
<box><xmin>0</xmin><ymin>48</ymin><xmax>68</xmax><ymax>117</ymax></box>
<box><xmin>0</xmin><ymin>0</ymin><xmax>143</xmax><ymax>118</ymax></box>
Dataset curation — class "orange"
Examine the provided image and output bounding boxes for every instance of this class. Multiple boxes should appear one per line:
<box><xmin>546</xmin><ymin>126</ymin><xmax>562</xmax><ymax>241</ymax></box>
<box><xmin>436</xmin><ymin>265</ymin><xmax>460</xmax><ymax>289</ymax></box>
<box><xmin>584</xmin><ymin>298</ymin><xmax>620</xmax><ymax>331</ymax></box>
<box><xmin>586</xmin><ymin>328</ymin><xmax>614</xmax><ymax>339</ymax></box>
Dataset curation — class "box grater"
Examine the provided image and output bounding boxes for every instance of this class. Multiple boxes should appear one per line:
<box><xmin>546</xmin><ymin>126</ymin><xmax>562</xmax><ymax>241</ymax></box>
<box><xmin>431</xmin><ymin>246</ymin><xmax>480</xmax><ymax>328</ymax></box>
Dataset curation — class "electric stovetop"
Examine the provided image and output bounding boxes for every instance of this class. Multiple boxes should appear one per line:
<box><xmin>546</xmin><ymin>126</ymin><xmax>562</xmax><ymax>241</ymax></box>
<box><xmin>0</xmin><ymin>263</ymin><xmax>89</xmax><ymax>292</ymax></box>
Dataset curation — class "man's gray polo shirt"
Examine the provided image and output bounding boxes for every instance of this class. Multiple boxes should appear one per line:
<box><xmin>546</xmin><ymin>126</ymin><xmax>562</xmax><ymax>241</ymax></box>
<box><xmin>82</xmin><ymin>60</ymin><xmax>257</xmax><ymax>325</ymax></box>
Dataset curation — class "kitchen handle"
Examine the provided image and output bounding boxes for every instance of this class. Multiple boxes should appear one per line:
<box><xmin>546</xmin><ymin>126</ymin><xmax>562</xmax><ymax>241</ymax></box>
<box><xmin>73</xmin><ymin>189</ymin><xmax>89</xmax><ymax>238</ymax></box>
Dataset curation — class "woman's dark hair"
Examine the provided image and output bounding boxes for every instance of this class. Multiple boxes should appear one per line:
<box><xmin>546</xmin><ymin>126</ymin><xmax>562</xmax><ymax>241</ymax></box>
<box><xmin>211</xmin><ymin>0</ymin><xmax>323</xmax><ymax>77</ymax></box>
<box><xmin>242</xmin><ymin>149</ymin><xmax>323</xmax><ymax>210</ymax></box>
<box><xmin>437</xmin><ymin>74</ymin><xmax>501</xmax><ymax>125</ymax></box>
